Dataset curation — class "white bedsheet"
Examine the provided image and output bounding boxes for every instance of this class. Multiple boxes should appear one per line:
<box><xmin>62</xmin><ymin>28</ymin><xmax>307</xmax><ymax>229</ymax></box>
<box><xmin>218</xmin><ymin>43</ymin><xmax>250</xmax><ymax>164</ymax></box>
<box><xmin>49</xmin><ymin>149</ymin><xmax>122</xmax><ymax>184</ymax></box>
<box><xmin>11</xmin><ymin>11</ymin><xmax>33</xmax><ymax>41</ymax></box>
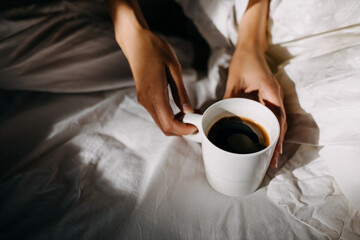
<box><xmin>266</xmin><ymin>2</ymin><xmax>360</xmax><ymax>238</ymax></box>
<box><xmin>0</xmin><ymin>87</ymin><xmax>327</xmax><ymax>239</ymax></box>
<box><xmin>1</xmin><ymin>0</ymin><xmax>360</xmax><ymax>239</ymax></box>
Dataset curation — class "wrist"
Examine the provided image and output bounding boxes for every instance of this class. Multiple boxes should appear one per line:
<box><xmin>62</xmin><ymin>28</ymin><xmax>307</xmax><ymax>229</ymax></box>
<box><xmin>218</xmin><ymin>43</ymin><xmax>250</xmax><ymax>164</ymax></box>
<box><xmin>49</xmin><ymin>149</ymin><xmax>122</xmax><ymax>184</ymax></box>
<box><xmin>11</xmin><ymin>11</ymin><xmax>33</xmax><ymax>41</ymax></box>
<box><xmin>232</xmin><ymin>43</ymin><xmax>271</xmax><ymax>75</ymax></box>
<box><xmin>234</xmin><ymin>40</ymin><xmax>267</xmax><ymax>59</ymax></box>
<box><xmin>236</xmin><ymin>39</ymin><xmax>267</xmax><ymax>54</ymax></box>
<box><xmin>115</xmin><ymin>22</ymin><xmax>146</xmax><ymax>58</ymax></box>
<box><xmin>236</xmin><ymin>0</ymin><xmax>269</xmax><ymax>53</ymax></box>
<box><xmin>107</xmin><ymin>0</ymin><xmax>148</xmax><ymax>54</ymax></box>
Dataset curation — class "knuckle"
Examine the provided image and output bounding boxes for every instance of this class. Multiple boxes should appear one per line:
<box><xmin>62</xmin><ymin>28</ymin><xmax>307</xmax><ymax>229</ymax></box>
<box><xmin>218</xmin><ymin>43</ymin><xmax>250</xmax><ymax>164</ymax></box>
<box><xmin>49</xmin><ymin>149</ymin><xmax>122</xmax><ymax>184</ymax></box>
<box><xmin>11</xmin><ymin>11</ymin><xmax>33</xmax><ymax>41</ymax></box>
<box><xmin>136</xmin><ymin>92</ymin><xmax>148</xmax><ymax>106</ymax></box>
<box><xmin>267</xmin><ymin>81</ymin><xmax>281</xmax><ymax>93</ymax></box>
<box><xmin>284</xmin><ymin>121</ymin><xmax>288</xmax><ymax>131</ymax></box>
<box><xmin>281</xmin><ymin>111</ymin><xmax>287</xmax><ymax>122</ymax></box>
<box><xmin>136</xmin><ymin>95</ymin><xmax>145</xmax><ymax>105</ymax></box>
<box><xmin>161</xmin><ymin>121</ymin><xmax>173</xmax><ymax>133</ymax></box>
<box><xmin>273</xmin><ymin>81</ymin><xmax>282</xmax><ymax>93</ymax></box>
<box><xmin>172</xmin><ymin>62</ymin><xmax>182</xmax><ymax>72</ymax></box>
<box><xmin>163</xmin><ymin>131</ymin><xmax>172</xmax><ymax>136</ymax></box>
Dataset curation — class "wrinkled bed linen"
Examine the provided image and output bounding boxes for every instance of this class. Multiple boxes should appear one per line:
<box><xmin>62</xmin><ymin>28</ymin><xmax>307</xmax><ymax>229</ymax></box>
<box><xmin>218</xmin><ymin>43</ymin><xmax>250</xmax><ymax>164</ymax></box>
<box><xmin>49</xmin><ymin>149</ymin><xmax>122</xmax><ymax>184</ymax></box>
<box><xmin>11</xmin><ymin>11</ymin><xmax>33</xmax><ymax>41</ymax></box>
<box><xmin>0</xmin><ymin>0</ymin><xmax>193</xmax><ymax>93</ymax></box>
<box><xmin>1</xmin><ymin>0</ymin><xmax>360</xmax><ymax>239</ymax></box>
<box><xmin>266</xmin><ymin>1</ymin><xmax>360</xmax><ymax>239</ymax></box>
<box><xmin>0</xmin><ymin>89</ymin><xmax>326</xmax><ymax>239</ymax></box>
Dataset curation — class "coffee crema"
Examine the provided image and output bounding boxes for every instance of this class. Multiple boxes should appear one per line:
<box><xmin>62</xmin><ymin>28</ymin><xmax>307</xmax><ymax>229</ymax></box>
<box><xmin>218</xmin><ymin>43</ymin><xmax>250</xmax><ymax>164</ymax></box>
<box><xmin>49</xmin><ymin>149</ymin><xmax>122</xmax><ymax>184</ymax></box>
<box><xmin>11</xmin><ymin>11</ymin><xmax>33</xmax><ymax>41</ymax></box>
<box><xmin>207</xmin><ymin>116</ymin><xmax>269</xmax><ymax>154</ymax></box>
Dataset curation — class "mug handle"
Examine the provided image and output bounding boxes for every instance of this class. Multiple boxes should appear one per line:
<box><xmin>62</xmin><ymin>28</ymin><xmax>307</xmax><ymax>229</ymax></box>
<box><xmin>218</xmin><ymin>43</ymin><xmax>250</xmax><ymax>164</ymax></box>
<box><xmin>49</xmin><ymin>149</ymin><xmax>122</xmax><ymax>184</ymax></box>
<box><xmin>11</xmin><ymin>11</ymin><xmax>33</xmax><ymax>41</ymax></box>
<box><xmin>183</xmin><ymin>113</ymin><xmax>202</xmax><ymax>143</ymax></box>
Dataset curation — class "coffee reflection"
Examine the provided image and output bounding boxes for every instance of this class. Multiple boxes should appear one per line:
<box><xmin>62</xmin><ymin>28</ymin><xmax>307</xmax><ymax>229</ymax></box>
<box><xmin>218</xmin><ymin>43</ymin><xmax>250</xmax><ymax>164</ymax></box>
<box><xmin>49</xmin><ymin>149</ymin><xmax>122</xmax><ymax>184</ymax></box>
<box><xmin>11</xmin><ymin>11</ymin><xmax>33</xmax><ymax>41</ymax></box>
<box><xmin>207</xmin><ymin>116</ymin><xmax>269</xmax><ymax>154</ymax></box>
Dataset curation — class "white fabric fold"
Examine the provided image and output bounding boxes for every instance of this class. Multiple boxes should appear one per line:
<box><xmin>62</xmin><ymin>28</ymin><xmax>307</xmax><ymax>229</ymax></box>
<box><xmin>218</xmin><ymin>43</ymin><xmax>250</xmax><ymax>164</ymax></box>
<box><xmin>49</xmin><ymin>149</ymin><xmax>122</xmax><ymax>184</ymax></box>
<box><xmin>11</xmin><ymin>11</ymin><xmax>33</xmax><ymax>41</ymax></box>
<box><xmin>1</xmin><ymin>0</ymin><xmax>360</xmax><ymax>239</ymax></box>
<box><xmin>177</xmin><ymin>0</ymin><xmax>249</xmax><ymax>49</ymax></box>
<box><xmin>180</xmin><ymin>0</ymin><xmax>360</xmax><ymax>238</ymax></box>
<box><xmin>265</xmin><ymin>0</ymin><xmax>360</xmax><ymax>238</ymax></box>
<box><xmin>268</xmin><ymin>145</ymin><xmax>360</xmax><ymax>240</ymax></box>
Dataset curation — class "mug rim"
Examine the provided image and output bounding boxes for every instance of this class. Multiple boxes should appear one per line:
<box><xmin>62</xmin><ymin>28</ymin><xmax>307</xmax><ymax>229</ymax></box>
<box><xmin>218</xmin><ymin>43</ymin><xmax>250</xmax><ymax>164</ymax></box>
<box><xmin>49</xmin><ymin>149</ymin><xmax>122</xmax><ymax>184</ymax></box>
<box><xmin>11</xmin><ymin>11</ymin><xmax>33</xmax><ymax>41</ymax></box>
<box><xmin>200</xmin><ymin>98</ymin><xmax>280</xmax><ymax>157</ymax></box>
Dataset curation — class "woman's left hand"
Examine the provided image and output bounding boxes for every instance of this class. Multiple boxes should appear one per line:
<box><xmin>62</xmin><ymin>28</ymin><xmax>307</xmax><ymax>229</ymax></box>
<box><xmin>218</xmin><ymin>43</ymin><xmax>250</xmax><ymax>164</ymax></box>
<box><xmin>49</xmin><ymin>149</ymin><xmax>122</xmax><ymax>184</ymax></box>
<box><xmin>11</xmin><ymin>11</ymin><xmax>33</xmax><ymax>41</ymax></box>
<box><xmin>223</xmin><ymin>46</ymin><xmax>287</xmax><ymax>168</ymax></box>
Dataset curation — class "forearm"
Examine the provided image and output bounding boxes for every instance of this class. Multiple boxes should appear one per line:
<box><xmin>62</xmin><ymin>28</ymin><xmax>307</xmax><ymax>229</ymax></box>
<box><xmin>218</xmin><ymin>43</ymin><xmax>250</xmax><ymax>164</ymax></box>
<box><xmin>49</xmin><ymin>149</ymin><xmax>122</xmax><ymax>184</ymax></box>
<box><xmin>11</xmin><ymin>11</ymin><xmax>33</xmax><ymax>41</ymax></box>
<box><xmin>226</xmin><ymin>0</ymin><xmax>286</xmax><ymax>167</ymax></box>
<box><xmin>105</xmin><ymin>0</ymin><xmax>148</xmax><ymax>57</ymax></box>
<box><xmin>236</xmin><ymin>0</ymin><xmax>269</xmax><ymax>53</ymax></box>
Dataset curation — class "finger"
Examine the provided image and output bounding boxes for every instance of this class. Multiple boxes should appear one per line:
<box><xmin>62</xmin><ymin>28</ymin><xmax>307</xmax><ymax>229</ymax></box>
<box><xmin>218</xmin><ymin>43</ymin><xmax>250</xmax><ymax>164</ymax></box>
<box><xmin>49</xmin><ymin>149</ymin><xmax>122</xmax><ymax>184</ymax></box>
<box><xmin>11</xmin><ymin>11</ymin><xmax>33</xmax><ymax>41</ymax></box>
<box><xmin>155</xmin><ymin>100</ymin><xmax>198</xmax><ymax>135</ymax></box>
<box><xmin>270</xmin><ymin>113</ymin><xmax>286</xmax><ymax>168</ymax></box>
<box><xmin>223</xmin><ymin>78</ymin><xmax>233</xmax><ymax>99</ymax></box>
<box><xmin>140</xmin><ymin>66</ymin><xmax>196</xmax><ymax>136</ymax></box>
<box><xmin>270</xmin><ymin>149</ymin><xmax>280</xmax><ymax>168</ymax></box>
<box><xmin>266</xmin><ymin>103</ymin><xmax>286</xmax><ymax>168</ymax></box>
<box><xmin>261</xmin><ymin>98</ymin><xmax>284</xmax><ymax>168</ymax></box>
<box><xmin>166</xmin><ymin>53</ymin><xmax>194</xmax><ymax>114</ymax></box>
<box><xmin>143</xmin><ymin>101</ymin><xmax>197</xmax><ymax>136</ymax></box>
<box><xmin>149</xmin><ymin>74</ymin><xmax>197</xmax><ymax>136</ymax></box>
<box><xmin>223</xmin><ymin>85</ymin><xmax>233</xmax><ymax>99</ymax></box>
<box><xmin>259</xmin><ymin>86</ymin><xmax>287</xmax><ymax>168</ymax></box>
<box><xmin>263</xmin><ymin>98</ymin><xmax>286</xmax><ymax>142</ymax></box>
<box><xmin>223</xmin><ymin>74</ymin><xmax>240</xmax><ymax>99</ymax></box>
<box><xmin>175</xmin><ymin>111</ymin><xmax>200</xmax><ymax>133</ymax></box>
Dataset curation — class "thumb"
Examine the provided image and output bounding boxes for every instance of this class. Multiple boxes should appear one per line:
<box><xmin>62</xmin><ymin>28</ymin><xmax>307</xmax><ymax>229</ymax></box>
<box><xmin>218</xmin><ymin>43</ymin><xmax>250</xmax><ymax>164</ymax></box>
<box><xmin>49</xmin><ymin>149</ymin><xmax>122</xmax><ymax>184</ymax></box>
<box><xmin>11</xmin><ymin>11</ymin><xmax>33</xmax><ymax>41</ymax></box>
<box><xmin>223</xmin><ymin>85</ymin><xmax>233</xmax><ymax>99</ymax></box>
<box><xmin>223</xmin><ymin>73</ymin><xmax>238</xmax><ymax>99</ymax></box>
<box><xmin>165</xmin><ymin>62</ymin><xmax>194</xmax><ymax>114</ymax></box>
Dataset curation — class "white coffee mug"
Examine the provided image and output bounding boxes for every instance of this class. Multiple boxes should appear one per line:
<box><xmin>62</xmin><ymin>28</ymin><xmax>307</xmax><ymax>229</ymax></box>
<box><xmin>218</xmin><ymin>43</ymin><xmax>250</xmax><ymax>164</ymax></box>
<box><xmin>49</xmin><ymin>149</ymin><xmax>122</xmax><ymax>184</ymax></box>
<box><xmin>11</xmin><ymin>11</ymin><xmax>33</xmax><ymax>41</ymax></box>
<box><xmin>183</xmin><ymin>98</ymin><xmax>280</xmax><ymax>197</ymax></box>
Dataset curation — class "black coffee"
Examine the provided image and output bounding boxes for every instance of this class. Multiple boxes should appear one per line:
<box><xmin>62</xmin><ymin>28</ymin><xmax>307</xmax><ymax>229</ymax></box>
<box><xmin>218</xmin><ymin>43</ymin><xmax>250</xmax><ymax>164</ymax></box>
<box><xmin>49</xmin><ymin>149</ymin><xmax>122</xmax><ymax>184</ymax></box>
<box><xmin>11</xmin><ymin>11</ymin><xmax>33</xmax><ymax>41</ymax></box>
<box><xmin>207</xmin><ymin>116</ymin><xmax>269</xmax><ymax>154</ymax></box>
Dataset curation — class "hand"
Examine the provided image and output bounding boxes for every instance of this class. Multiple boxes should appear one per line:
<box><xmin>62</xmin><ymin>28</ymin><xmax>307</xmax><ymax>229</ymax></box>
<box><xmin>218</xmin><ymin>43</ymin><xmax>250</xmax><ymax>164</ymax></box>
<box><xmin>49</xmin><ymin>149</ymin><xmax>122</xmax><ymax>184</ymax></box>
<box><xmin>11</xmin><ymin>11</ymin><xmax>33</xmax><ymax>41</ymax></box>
<box><xmin>107</xmin><ymin>0</ymin><xmax>196</xmax><ymax>136</ymax></box>
<box><xmin>121</xmin><ymin>28</ymin><xmax>197</xmax><ymax>136</ymax></box>
<box><xmin>223</xmin><ymin>47</ymin><xmax>287</xmax><ymax>168</ymax></box>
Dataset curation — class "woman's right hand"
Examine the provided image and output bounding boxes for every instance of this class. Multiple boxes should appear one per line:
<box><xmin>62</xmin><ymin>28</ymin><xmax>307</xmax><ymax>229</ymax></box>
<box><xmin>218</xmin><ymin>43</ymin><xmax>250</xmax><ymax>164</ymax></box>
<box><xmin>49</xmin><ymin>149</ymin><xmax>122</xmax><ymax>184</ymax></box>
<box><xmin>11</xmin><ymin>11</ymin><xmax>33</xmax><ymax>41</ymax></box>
<box><xmin>106</xmin><ymin>0</ymin><xmax>197</xmax><ymax>136</ymax></box>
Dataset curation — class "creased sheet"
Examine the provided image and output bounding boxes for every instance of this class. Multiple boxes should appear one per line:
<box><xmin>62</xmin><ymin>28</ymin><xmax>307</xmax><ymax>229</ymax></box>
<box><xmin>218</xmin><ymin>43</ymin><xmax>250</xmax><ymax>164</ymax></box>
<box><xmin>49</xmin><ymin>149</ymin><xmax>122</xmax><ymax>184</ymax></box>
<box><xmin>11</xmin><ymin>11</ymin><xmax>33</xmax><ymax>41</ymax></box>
<box><xmin>268</xmin><ymin>145</ymin><xmax>360</xmax><ymax>240</ymax></box>
<box><xmin>265</xmin><ymin>0</ymin><xmax>360</xmax><ymax>238</ymax></box>
<box><xmin>181</xmin><ymin>0</ymin><xmax>360</xmax><ymax>238</ymax></box>
<box><xmin>1</xmin><ymin>0</ymin><xmax>360</xmax><ymax>239</ymax></box>
<box><xmin>0</xmin><ymin>87</ymin><xmax>326</xmax><ymax>239</ymax></box>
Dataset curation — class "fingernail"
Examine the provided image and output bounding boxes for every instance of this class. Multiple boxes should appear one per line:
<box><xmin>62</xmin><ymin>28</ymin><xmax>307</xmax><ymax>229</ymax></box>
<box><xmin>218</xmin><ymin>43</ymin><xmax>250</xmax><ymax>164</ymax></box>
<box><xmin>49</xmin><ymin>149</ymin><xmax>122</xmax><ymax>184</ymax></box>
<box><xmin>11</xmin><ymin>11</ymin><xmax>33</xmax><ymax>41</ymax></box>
<box><xmin>190</xmin><ymin>127</ymin><xmax>198</xmax><ymax>134</ymax></box>
<box><xmin>183</xmin><ymin>103</ymin><xmax>194</xmax><ymax>114</ymax></box>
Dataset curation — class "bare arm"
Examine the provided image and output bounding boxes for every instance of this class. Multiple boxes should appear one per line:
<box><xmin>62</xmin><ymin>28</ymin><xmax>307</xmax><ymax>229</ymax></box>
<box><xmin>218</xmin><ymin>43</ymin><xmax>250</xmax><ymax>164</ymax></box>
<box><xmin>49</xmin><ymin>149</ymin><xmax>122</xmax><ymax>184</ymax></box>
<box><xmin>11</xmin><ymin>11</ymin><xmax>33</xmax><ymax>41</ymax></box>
<box><xmin>236</xmin><ymin>0</ymin><xmax>269</xmax><ymax>52</ymax></box>
<box><xmin>224</xmin><ymin>0</ymin><xmax>287</xmax><ymax>167</ymax></box>
<box><xmin>106</xmin><ymin>0</ymin><xmax>197</xmax><ymax>136</ymax></box>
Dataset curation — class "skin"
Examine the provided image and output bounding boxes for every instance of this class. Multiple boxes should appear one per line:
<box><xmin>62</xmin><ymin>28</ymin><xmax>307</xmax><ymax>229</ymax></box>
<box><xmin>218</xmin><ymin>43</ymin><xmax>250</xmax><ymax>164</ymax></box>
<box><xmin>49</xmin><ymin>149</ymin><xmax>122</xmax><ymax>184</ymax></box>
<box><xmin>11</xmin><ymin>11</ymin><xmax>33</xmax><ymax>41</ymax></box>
<box><xmin>106</xmin><ymin>0</ymin><xmax>197</xmax><ymax>136</ymax></box>
<box><xmin>224</xmin><ymin>0</ymin><xmax>287</xmax><ymax>167</ymax></box>
<box><xmin>106</xmin><ymin>0</ymin><xmax>287</xmax><ymax>167</ymax></box>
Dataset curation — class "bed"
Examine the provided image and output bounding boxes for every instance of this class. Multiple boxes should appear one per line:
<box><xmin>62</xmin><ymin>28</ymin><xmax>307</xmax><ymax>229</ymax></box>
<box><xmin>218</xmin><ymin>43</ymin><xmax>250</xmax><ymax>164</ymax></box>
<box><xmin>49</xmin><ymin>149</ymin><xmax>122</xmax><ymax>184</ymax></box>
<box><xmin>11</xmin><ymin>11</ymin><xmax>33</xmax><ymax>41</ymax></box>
<box><xmin>1</xmin><ymin>0</ymin><xmax>359</xmax><ymax>239</ymax></box>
